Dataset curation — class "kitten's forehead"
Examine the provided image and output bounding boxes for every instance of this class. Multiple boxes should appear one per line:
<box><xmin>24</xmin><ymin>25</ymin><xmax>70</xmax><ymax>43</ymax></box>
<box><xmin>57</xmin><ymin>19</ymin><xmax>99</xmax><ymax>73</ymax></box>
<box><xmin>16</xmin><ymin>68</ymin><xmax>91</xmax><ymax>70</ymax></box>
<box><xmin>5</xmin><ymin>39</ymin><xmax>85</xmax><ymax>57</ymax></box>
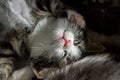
<box><xmin>31</xmin><ymin>17</ymin><xmax>75</xmax><ymax>38</ymax></box>
<box><xmin>54</xmin><ymin>18</ymin><xmax>69</xmax><ymax>28</ymax></box>
<box><xmin>53</xmin><ymin>18</ymin><xmax>78</xmax><ymax>34</ymax></box>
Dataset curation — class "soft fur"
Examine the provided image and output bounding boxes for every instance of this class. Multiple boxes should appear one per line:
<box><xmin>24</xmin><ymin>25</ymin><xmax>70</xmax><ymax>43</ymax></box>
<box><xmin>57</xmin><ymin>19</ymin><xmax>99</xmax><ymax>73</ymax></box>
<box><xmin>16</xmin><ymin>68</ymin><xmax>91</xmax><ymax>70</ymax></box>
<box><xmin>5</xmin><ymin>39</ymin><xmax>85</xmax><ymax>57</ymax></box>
<box><xmin>30</xmin><ymin>17</ymin><xmax>86</xmax><ymax>65</ymax></box>
<box><xmin>0</xmin><ymin>0</ymin><xmax>66</xmax><ymax>80</ymax></box>
<box><xmin>29</xmin><ymin>14</ymin><xmax>86</xmax><ymax>79</ymax></box>
<box><xmin>44</xmin><ymin>55</ymin><xmax>120</xmax><ymax>80</ymax></box>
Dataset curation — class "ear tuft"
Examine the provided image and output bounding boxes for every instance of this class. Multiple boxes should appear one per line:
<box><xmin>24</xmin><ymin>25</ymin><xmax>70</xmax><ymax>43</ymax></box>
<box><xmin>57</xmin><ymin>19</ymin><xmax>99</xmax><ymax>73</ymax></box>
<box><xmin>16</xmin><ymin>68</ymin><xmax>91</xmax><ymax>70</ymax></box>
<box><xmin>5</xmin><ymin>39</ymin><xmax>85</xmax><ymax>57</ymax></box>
<box><xmin>67</xmin><ymin>10</ymin><xmax>86</xmax><ymax>29</ymax></box>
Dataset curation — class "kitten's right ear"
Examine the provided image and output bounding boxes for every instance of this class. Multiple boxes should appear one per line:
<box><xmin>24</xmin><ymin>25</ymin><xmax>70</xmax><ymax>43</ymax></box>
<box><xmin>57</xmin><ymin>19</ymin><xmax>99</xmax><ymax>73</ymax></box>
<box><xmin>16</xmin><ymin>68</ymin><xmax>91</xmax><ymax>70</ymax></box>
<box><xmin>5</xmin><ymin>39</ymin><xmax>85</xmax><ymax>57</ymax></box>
<box><xmin>66</xmin><ymin>10</ymin><xmax>86</xmax><ymax>29</ymax></box>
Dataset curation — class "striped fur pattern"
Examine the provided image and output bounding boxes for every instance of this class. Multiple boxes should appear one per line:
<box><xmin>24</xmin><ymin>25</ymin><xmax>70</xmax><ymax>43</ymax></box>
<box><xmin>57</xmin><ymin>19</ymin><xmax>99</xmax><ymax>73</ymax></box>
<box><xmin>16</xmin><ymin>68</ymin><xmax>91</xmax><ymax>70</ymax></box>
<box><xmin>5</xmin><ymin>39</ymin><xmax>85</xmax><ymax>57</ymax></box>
<box><xmin>0</xmin><ymin>0</ymin><xmax>86</xmax><ymax>80</ymax></box>
<box><xmin>0</xmin><ymin>0</ymin><xmax>65</xmax><ymax>80</ymax></box>
<box><xmin>44</xmin><ymin>55</ymin><xmax>120</xmax><ymax>80</ymax></box>
<box><xmin>29</xmin><ymin>14</ymin><xmax>86</xmax><ymax>79</ymax></box>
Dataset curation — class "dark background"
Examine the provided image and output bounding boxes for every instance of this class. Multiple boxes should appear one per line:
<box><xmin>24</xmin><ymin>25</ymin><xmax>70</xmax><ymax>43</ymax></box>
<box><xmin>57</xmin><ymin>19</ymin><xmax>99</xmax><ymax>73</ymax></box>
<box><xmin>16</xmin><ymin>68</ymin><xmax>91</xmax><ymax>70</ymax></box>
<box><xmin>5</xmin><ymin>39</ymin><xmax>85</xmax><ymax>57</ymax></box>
<box><xmin>61</xmin><ymin>0</ymin><xmax>120</xmax><ymax>35</ymax></box>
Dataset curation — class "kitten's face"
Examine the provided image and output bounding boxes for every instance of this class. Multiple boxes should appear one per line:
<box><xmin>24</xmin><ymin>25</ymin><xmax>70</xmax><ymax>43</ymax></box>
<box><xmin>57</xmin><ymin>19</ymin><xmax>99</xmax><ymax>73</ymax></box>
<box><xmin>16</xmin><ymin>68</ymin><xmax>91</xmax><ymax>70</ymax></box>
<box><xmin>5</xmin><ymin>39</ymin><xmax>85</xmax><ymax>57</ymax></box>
<box><xmin>30</xmin><ymin>17</ymin><xmax>85</xmax><ymax>66</ymax></box>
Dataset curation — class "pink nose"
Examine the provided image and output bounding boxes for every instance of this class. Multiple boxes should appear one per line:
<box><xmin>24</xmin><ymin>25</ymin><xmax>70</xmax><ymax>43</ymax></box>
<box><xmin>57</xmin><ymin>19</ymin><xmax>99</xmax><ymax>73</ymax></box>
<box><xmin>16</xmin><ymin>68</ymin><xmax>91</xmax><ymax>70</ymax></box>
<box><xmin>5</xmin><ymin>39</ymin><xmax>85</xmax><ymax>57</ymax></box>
<box><xmin>61</xmin><ymin>35</ymin><xmax>71</xmax><ymax>47</ymax></box>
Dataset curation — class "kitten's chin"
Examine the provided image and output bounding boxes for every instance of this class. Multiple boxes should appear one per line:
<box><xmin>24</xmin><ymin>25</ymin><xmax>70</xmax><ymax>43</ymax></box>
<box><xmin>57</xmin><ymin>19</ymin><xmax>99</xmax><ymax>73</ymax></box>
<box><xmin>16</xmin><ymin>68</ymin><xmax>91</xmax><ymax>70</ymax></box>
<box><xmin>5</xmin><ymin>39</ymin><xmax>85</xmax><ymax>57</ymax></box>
<box><xmin>53</xmin><ymin>47</ymin><xmax>81</xmax><ymax>67</ymax></box>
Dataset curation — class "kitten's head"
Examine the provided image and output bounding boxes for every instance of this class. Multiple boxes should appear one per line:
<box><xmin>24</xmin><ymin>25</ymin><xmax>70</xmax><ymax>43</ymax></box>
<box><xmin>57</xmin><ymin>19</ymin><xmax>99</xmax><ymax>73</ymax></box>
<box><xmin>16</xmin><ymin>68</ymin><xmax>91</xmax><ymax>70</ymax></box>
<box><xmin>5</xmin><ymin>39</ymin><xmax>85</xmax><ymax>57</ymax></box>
<box><xmin>30</xmin><ymin>10</ymin><xmax>86</xmax><ymax>67</ymax></box>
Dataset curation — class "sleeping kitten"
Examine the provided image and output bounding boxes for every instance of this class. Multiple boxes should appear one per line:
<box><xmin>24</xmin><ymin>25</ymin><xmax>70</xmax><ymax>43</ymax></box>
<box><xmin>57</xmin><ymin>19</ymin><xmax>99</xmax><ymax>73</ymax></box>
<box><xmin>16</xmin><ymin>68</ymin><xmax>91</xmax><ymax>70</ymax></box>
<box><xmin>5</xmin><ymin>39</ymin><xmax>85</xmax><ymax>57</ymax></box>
<box><xmin>44</xmin><ymin>55</ymin><xmax>120</xmax><ymax>80</ymax></box>
<box><xmin>0</xmin><ymin>0</ymin><xmax>65</xmax><ymax>80</ymax></box>
<box><xmin>29</xmin><ymin>10</ymin><xmax>86</xmax><ymax>79</ymax></box>
<box><xmin>0</xmin><ymin>0</ymin><xmax>86</xmax><ymax>79</ymax></box>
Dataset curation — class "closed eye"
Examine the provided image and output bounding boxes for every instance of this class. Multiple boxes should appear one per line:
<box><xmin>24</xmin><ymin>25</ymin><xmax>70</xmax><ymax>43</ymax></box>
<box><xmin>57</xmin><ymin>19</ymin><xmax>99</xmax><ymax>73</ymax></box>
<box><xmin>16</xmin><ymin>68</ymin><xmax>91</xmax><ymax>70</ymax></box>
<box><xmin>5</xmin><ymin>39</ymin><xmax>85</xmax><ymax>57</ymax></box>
<box><xmin>74</xmin><ymin>34</ymin><xmax>84</xmax><ymax>45</ymax></box>
<box><xmin>74</xmin><ymin>40</ymin><xmax>82</xmax><ymax>45</ymax></box>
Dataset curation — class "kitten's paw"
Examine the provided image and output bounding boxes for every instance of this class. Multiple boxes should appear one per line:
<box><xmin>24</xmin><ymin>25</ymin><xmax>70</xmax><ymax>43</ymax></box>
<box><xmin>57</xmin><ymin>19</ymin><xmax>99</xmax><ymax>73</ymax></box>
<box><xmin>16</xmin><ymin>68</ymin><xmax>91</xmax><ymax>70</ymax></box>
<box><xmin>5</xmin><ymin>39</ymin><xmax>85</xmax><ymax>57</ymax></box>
<box><xmin>0</xmin><ymin>58</ymin><xmax>14</xmax><ymax>80</ymax></box>
<box><xmin>67</xmin><ymin>10</ymin><xmax>86</xmax><ymax>29</ymax></box>
<box><xmin>0</xmin><ymin>72</ymin><xmax>6</xmax><ymax>80</ymax></box>
<box><xmin>0</xmin><ymin>63</ymin><xmax>13</xmax><ymax>80</ymax></box>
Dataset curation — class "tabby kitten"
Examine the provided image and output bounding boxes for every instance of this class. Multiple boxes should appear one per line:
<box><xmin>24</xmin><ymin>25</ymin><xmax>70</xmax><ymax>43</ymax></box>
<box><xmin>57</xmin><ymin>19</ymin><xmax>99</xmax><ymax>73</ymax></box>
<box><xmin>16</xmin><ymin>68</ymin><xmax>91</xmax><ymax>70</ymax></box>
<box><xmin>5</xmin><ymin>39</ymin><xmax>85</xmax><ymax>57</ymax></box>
<box><xmin>44</xmin><ymin>55</ymin><xmax>120</xmax><ymax>80</ymax></box>
<box><xmin>0</xmin><ymin>0</ymin><xmax>85</xmax><ymax>79</ymax></box>
<box><xmin>0</xmin><ymin>0</ymin><xmax>64</xmax><ymax>80</ymax></box>
<box><xmin>29</xmin><ymin>10</ymin><xmax>86</xmax><ymax>79</ymax></box>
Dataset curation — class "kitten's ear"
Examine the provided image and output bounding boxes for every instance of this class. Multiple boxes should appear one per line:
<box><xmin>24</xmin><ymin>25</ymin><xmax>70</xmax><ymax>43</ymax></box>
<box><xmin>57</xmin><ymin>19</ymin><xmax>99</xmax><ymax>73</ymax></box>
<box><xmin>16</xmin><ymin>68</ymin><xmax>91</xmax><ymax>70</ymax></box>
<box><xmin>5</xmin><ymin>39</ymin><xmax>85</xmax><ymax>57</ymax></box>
<box><xmin>67</xmin><ymin>10</ymin><xmax>86</xmax><ymax>29</ymax></box>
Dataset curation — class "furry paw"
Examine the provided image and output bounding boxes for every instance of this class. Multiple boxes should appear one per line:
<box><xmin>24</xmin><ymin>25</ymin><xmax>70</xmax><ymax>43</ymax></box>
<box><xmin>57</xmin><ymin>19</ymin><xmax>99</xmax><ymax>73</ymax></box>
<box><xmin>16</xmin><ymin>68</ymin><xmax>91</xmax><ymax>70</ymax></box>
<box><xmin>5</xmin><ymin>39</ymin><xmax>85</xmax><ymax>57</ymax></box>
<box><xmin>0</xmin><ymin>63</ymin><xmax>13</xmax><ymax>80</ymax></box>
<box><xmin>0</xmin><ymin>58</ymin><xmax>14</xmax><ymax>80</ymax></box>
<box><xmin>0</xmin><ymin>72</ymin><xmax>6</xmax><ymax>80</ymax></box>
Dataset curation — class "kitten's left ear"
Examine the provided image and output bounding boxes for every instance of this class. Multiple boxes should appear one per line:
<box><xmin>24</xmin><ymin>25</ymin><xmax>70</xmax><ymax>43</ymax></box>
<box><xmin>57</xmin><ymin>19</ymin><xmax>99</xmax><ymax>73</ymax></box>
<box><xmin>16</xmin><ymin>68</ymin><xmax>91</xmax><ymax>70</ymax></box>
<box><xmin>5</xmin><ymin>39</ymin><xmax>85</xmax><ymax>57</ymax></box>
<box><xmin>67</xmin><ymin>10</ymin><xmax>86</xmax><ymax>29</ymax></box>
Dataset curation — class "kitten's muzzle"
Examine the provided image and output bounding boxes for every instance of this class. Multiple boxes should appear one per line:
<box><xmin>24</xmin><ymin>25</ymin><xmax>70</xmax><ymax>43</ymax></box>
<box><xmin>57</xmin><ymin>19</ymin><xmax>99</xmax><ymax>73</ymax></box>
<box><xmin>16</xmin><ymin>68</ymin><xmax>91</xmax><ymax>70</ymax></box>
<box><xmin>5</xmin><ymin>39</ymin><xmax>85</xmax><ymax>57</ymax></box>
<box><xmin>60</xmin><ymin>33</ymin><xmax>71</xmax><ymax>48</ymax></box>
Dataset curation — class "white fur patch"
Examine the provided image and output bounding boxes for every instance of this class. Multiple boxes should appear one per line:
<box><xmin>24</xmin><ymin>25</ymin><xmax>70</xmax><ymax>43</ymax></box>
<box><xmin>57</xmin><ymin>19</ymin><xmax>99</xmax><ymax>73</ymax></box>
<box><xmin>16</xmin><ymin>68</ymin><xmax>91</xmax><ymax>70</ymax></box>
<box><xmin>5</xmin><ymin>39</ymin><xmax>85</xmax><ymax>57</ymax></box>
<box><xmin>8</xmin><ymin>0</ymin><xmax>33</xmax><ymax>27</ymax></box>
<box><xmin>69</xmin><ymin>45</ymin><xmax>81</xmax><ymax>59</ymax></box>
<box><xmin>64</xmin><ymin>31</ymin><xmax>74</xmax><ymax>42</ymax></box>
